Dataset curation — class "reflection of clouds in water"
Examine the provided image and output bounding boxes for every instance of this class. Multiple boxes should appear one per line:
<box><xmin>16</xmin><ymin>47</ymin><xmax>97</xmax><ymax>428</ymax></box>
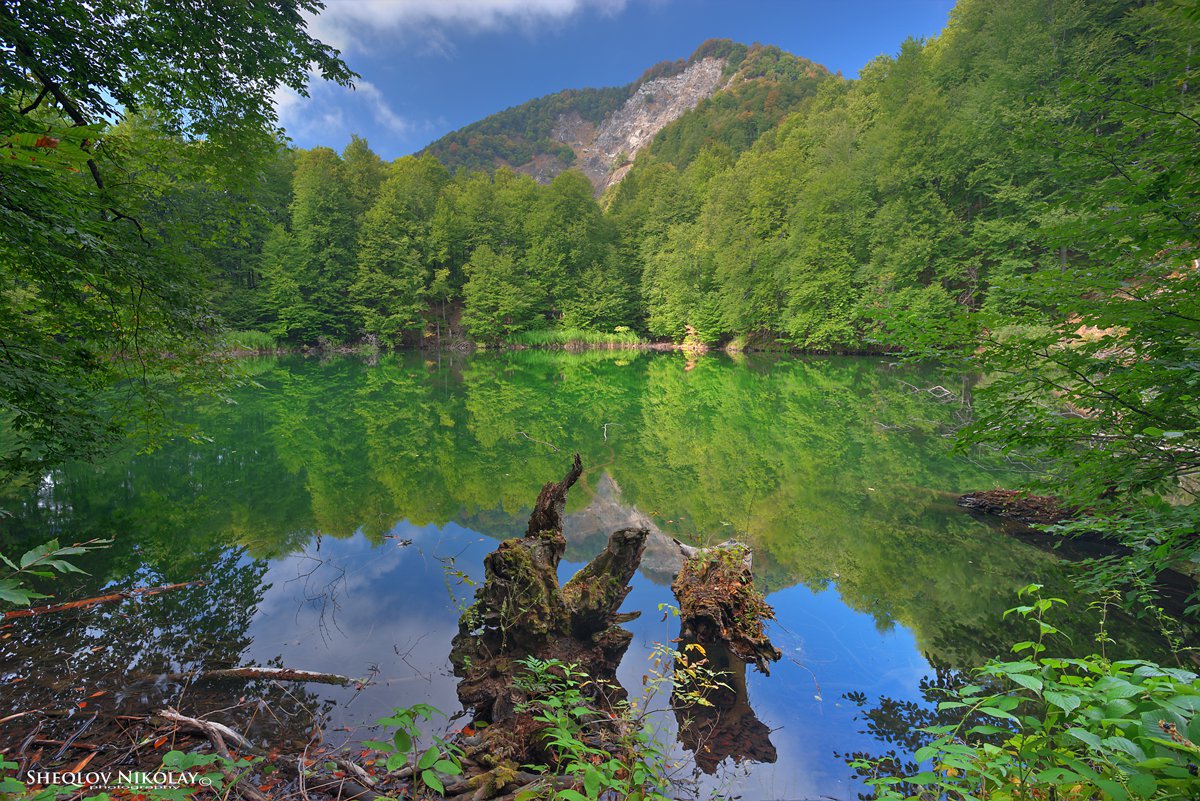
<box><xmin>741</xmin><ymin>584</ymin><xmax>932</xmax><ymax>799</ymax></box>
<box><xmin>245</xmin><ymin>522</ymin><xmax>496</xmax><ymax>732</ymax></box>
<box><xmin>603</xmin><ymin>570</ymin><xmax>933</xmax><ymax>800</ymax></box>
<box><xmin>244</xmin><ymin>526</ymin><xmax>933</xmax><ymax>800</ymax></box>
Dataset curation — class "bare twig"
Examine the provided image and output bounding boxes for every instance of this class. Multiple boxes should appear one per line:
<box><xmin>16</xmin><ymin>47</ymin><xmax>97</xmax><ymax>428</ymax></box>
<box><xmin>516</xmin><ymin>431</ymin><xmax>559</xmax><ymax>452</ymax></box>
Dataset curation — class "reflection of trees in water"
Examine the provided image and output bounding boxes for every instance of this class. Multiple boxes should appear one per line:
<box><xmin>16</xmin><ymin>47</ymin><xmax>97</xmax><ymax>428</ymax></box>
<box><xmin>3</xmin><ymin>353</ymin><xmax>1174</xmax><ymax>691</ymax></box>
<box><xmin>0</xmin><ymin>549</ymin><xmax>326</xmax><ymax>757</ymax></box>
<box><xmin>837</xmin><ymin>663</ymin><xmax>1005</xmax><ymax>801</ymax></box>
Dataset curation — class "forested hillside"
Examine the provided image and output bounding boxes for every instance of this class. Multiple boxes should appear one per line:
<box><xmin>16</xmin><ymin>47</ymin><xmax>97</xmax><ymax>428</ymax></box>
<box><xmin>197</xmin><ymin>0</ymin><xmax>1195</xmax><ymax>356</ymax></box>
<box><xmin>6</xmin><ymin>0</ymin><xmax>1180</xmax><ymax>458</ymax></box>
<box><xmin>419</xmin><ymin>38</ymin><xmax>824</xmax><ymax>183</ymax></box>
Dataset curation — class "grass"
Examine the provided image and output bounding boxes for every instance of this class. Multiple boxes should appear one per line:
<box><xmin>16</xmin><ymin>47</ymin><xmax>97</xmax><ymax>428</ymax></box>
<box><xmin>221</xmin><ymin>329</ymin><xmax>279</xmax><ymax>351</ymax></box>
<box><xmin>508</xmin><ymin>327</ymin><xmax>646</xmax><ymax>347</ymax></box>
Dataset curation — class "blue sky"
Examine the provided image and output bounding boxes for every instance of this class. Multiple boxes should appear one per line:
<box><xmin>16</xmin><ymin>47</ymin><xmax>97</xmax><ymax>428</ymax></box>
<box><xmin>278</xmin><ymin>0</ymin><xmax>956</xmax><ymax>160</ymax></box>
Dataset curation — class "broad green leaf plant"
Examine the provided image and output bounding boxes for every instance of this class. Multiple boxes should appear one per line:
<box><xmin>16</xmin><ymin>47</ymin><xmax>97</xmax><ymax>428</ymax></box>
<box><xmin>0</xmin><ymin>537</ymin><xmax>110</xmax><ymax>606</ymax></box>
<box><xmin>857</xmin><ymin>585</ymin><xmax>1200</xmax><ymax>801</ymax></box>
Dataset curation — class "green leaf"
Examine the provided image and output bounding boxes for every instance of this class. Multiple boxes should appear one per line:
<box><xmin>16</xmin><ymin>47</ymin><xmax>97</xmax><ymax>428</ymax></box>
<box><xmin>421</xmin><ymin>769</ymin><xmax>445</xmax><ymax>795</ymax></box>
<box><xmin>1163</xmin><ymin>694</ymin><xmax>1200</xmax><ymax>714</ymax></box>
<box><xmin>19</xmin><ymin>541</ymin><xmax>55</xmax><ymax>569</ymax></box>
<box><xmin>583</xmin><ymin>767</ymin><xmax>601</xmax><ymax>799</ymax></box>
<box><xmin>417</xmin><ymin>746</ymin><xmax>438</xmax><ymax>770</ymax></box>
<box><xmin>1101</xmin><ymin>736</ymin><xmax>1145</xmax><ymax>762</ymax></box>
<box><xmin>978</xmin><ymin>706</ymin><xmax>1019</xmax><ymax>723</ymax></box>
<box><xmin>1007</xmin><ymin>673</ymin><xmax>1043</xmax><ymax>693</ymax></box>
<box><xmin>1126</xmin><ymin>773</ymin><xmax>1157</xmax><ymax>799</ymax></box>
<box><xmin>432</xmin><ymin>759</ymin><xmax>461</xmax><ymax>775</ymax></box>
<box><xmin>1066</xmin><ymin>727</ymin><xmax>1103</xmax><ymax>749</ymax></box>
<box><xmin>1045</xmin><ymin>690</ymin><xmax>1081</xmax><ymax>714</ymax></box>
<box><xmin>46</xmin><ymin>559</ymin><xmax>87</xmax><ymax>574</ymax></box>
<box><xmin>557</xmin><ymin>790</ymin><xmax>588</xmax><ymax>801</ymax></box>
<box><xmin>0</xmin><ymin>579</ymin><xmax>46</xmax><ymax>605</ymax></box>
<box><xmin>392</xmin><ymin>729</ymin><xmax>412</xmax><ymax>754</ymax></box>
<box><xmin>1095</xmin><ymin>677</ymin><xmax>1142</xmax><ymax>699</ymax></box>
<box><xmin>385</xmin><ymin>752</ymin><xmax>407</xmax><ymax>772</ymax></box>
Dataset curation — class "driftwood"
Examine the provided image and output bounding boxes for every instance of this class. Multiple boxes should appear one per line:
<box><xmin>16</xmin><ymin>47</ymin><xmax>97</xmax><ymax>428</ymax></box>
<box><xmin>156</xmin><ymin>708</ymin><xmax>257</xmax><ymax>755</ymax></box>
<box><xmin>958</xmin><ymin>489</ymin><xmax>1076</xmax><ymax>526</ymax></box>
<box><xmin>171</xmin><ymin>667</ymin><xmax>354</xmax><ymax>686</ymax></box>
<box><xmin>670</xmin><ymin>540</ymin><xmax>781</xmax><ymax>674</ymax></box>
<box><xmin>449</xmin><ymin>454</ymin><xmax>648</xmax><ymax>764</ymax></box>
<box><xmin>2</xmin><ymin>581</ymin><xmax>205</xmax><ymax>620</ymax></box>
<box><xmin>156</xmin><ymin>709</ymin><xmax>269</xmax><ymax>801</ymax></box>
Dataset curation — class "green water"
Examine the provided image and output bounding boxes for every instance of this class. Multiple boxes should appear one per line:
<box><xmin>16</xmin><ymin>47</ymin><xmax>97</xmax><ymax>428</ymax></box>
<box><xmin>0</xmin><ymin>352</ymin><xmax>1173</xmax><ymax>798</ymax></box>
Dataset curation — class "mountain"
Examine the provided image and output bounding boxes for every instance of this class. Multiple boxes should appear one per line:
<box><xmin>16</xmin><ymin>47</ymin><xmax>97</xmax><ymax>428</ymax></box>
<box><xmin>421</xmin><ymin>40</ymin><xmax>832</xmax><ymax>194</ymax></box>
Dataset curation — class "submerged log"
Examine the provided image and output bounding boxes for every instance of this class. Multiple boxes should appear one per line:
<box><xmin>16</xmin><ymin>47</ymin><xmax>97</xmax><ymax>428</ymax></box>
<box><xmin>449</xmin><ymin>455</ymin><xmax>648</xmax><ymax>762</ymax></box>
<box><xmin>670</xmin><ymin>540</ymin><xmax>781</xmax><ymax>674</ymax></box>
<box><xmin>958</xmin><ymin>489</ymin><xmax>1076</xmax><ymax>526</ymax></box>
<box><xmin>2</xmin><ymin>581</ymin><xmax>205</xmax><ymax>621</ymax></box>
<box><xmin>170</xmin><ymin>667</ymin><xmax>354</xmax><ymax>686</ymax></box>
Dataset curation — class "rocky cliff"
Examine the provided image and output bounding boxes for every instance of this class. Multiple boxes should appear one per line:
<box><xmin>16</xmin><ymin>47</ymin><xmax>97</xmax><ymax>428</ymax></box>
<box><xmin>421</xmin><ymin>40</ymin><xmax>832</xmax><ymax>195</ymax></box>
<box><xmin>550</xmin><ymin>57</ymin><xmax>727</xmax><ymax>193</ymax></box>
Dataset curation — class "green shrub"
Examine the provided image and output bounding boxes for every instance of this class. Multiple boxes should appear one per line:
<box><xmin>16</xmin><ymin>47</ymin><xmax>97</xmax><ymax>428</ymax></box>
<box><xmin>220</xmin><ymin>330</ymin><xmax>278</xmax><ymax>351</ymax></box>
<box><xmin>508</xmin><ymin>327</ymin><xmax>645</xmax><ymax>347</ymax></box>
<box><xmin>856</xmin><ymin>585</ymin><xmax>1200</xmax><ymax>801</ymax></box>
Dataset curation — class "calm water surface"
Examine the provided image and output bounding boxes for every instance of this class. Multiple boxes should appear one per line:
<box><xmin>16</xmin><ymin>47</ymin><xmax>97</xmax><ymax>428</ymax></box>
<box><xmin>0</xmin><ymin>352</ymin><xmax>1171</xmax><ymax>799</ymax></box>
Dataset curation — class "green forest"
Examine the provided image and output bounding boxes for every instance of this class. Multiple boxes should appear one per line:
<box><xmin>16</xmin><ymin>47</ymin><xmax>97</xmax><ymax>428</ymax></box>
<box><xmin>2</xmin><ymin>0</ymin><xmax>1199</xmax><ymax>799</ymax></box>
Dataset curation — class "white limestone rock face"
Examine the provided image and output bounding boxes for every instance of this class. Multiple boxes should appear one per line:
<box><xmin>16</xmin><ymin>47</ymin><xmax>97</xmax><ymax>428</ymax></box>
<box><xmin>548</xmin><ymin>57</ymin><xmax>728</xmax><ymax>194</ymax></box>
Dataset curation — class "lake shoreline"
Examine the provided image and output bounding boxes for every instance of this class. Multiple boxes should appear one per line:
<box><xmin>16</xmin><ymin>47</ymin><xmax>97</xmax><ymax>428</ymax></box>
<box><xmin>221</xmin><ymin>339</ymin><xmax>900</xmax><ymax>358</ymax></box>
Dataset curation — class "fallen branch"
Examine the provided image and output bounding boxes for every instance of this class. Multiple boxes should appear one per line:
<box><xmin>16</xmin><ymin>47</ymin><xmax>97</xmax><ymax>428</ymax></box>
<box><xmin>156</xmin><ymin>709</ymin><xmax>266</xmax><ymax>801</ymax></box>
<box><xmin>329</xmin><ymin>757</ymin><xmax>377</xmax><ymax>790</ymax></box>
<box><xmin>515</xmin><ymin>431</ymin><xmax>560</xmax><ymax>452</ymax></box>
<box><xmin>156</xmin><ymin>708</ymin><xmax>257</xmax><ymax>755</ymax></box>
<box><xmin>31</xmin><ymin>739</ymin><xmax>99</xmax><ymax>752</ymax></box>
<box><xmin>171</xmin><ymin>667</ymin><xmax>354</xmax><ymax>686</ymax></box>
<box><xmin>3</xmin><ymin>581</ymin><xmax>205</xmax><ymax>620</ymax></box>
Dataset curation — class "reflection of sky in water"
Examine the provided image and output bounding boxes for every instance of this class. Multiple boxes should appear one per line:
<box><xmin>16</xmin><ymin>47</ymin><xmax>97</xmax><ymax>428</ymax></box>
<box><xmin>3</xmin><ymin>354</ymin><xmax>1175</xmax><ymax>795</ymax></box>
<box><xmin>247</xmin><ymin>522</ymin><xmax>934</xmax><ymax>800</ymax></box>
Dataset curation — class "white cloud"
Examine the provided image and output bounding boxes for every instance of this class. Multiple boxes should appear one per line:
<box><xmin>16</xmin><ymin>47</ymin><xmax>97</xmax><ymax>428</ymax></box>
<box><xmin>355</xmin><ymin>80</ymin><xmax>413</xmax><ymax>135</ymax></box>
<box><xmin>275</xmin><ymin>0</ymin><xmax>632</xmax><ymax>150</ymax></box>
<box><xmin>307</xmin><ymin>0</ymin><xmax>629</xmax><ymax>55</ymax></box>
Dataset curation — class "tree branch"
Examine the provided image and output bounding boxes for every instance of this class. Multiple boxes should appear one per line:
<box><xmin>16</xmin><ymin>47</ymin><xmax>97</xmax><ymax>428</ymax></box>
<box><xmin>18</xmin><ymin>85</ymin><xmax>49</xmax><ymax>115</ymax></box>
<box><xmin>11</xmin><ymin>40</ymin><xmax>105</xmax><ymax>190</ymax></box>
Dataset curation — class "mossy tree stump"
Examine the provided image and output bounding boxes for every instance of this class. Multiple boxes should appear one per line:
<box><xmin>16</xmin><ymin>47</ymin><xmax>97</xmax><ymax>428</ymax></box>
<box><xmin>671</xmin><ymin>540</ymin><xmax>782</xmax><ymax>674</ymax></box>
<box><xmin>670</xmin><ymin>540</ymin><xmax>782</xmax><ymax>772</ymax></box>
<box><xmin>449</xmin><ymin>455</ymin><xmax>648</xmax><ymax>762</ymax></box>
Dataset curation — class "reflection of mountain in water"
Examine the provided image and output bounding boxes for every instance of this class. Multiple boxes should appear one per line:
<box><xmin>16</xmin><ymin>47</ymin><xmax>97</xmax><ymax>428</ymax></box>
<box><xmin>3</xmin><ymin>352</ymin><xmax>1182</xmax><ymax>674</ymax></box>
<box><xmin>565</xmin><ymin>472</ymin><xmax>683</xmax><ymax>582</ymax></box>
